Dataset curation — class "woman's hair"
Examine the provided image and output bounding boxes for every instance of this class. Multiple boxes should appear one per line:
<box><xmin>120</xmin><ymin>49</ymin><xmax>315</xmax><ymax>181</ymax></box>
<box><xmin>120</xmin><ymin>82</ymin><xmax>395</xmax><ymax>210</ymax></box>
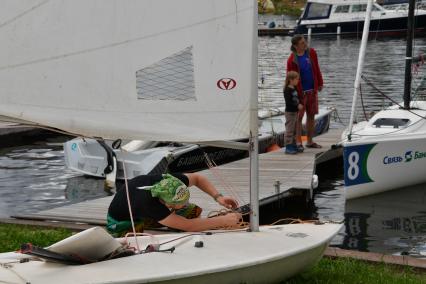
<box><xmin>285</xmin><ymin>71</ymin><xmax>299</xmax><ymax>88</ymax></box>
<box><xmin>290</xmin><ymin>34</ymin><xmax>305</xmax><ymax>52</ymax></box>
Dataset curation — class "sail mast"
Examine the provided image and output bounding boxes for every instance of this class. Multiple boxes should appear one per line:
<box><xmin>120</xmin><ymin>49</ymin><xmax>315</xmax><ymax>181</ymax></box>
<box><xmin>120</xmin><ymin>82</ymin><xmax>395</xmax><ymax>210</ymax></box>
<box><xmin>249</xmin><ymin>0</ymin><xmax>259</xmax><ymax>232</ymax></box>
<box><xmin>404</xmin><ymin>0</ymin><xmax>416</xmax><ymax>110</ymax></box>
<box><xmin>347</xmin><ymin>0</ymin><xmax>374</xmax><ymax>139</ymax></box>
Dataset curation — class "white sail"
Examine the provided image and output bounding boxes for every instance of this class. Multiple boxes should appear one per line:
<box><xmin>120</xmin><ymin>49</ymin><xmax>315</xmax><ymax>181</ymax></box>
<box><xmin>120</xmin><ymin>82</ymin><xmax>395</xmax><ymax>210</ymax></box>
<box><xmin>0</xmin><ymin>0</ymin><xmax>255</xmax><ymax>142</ymax></box>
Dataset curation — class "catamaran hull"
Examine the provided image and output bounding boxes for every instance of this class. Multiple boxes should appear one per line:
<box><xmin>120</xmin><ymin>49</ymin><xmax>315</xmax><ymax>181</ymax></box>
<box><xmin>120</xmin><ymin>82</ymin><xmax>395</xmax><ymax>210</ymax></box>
<box><xmin>343</xmin><ymin>134</ymin><xmax>426</xmax><ymax>200</ymax></box>
<box><xmin>0</xmin><ymin>224</ymin><xmax>342</xmax><ymax>284</ymax></box>
<box><xmin>294</xmin><ymin>14</ymin><xmax>426</xmax><ymax>36</ymax></box>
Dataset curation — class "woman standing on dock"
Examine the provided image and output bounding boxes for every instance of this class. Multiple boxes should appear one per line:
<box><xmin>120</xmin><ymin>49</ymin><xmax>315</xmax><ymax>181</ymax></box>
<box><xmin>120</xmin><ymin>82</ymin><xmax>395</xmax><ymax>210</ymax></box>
<box><xmin>286</xmin><ymin>35</ymin><xmax>324</xmax><ymax>150</ymax></box>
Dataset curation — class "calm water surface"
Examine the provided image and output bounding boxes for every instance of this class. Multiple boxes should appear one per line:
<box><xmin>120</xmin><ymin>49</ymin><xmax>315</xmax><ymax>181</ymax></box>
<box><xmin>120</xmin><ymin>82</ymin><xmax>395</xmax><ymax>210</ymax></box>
<box><xmin>0</xmin><ymin>34</ymin><xmax>425</xmax><ymax>257</ymax></box>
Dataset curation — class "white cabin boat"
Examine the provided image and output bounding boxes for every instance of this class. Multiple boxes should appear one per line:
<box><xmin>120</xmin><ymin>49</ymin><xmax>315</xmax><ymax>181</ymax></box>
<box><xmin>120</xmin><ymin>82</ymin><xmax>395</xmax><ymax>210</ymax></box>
<box><xmin>294</xmin><ymin>0</ymin><xmax>426</xmax><ymax>36</ymax></box>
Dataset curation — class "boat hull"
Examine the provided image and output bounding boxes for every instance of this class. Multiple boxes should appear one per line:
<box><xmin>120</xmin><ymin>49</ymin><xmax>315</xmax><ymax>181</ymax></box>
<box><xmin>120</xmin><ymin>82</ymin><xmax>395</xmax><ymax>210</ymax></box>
<box><xmin>294</xmin><ymin>14</ymin><xmax>426</xmax><ymax>36</ymax></box>
<box><xmin>64</xmin><ymin>109</ymin><xmax>333</xmax><ymax>179</ymax></box>
<box><xmin>343</xmin><ymin>134</ymin><xmax>426</xmax><ymax>199</ymax></box>
<box><xmin>0</xmin><ymin>224</ymin><xmax>342</xmax><ymax>284</ymax></box>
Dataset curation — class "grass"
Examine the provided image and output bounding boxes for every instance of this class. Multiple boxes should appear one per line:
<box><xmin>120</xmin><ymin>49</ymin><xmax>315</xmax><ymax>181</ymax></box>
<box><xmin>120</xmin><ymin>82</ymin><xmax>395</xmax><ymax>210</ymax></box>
<box><xmin>0</xmin><ymin>223</ymin><xmax>73</xmax><ymax>252</ymax></box>
<box><xmin>0</xmin><ymin>223</ymin><xmax>424</xmax><ymax>283</ymax></box>
<box><xmin>259</xmin><ymin>0</ymin><xmax>306</xmax><ymax>17</ymax></box>
<box><xmin>286</xmin><ymin>257</ymin><xmax>426</xmax><ymax>284</ymax></box>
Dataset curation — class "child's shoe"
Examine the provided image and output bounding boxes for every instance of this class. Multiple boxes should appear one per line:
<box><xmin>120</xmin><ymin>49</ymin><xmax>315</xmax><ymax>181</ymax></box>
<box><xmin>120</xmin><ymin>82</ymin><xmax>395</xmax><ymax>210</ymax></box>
<box><xmin>285</xmin><ymin>144</ymin><xmax>297</xmax><ymax>154</ymax></box>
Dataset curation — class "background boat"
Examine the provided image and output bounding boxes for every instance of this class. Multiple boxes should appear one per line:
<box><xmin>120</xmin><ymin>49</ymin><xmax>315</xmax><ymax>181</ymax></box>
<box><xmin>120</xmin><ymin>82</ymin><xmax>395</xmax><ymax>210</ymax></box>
<box><xmin>294</xmin><ymin>0</ymin><xmax>426</xmax><ymax>36</ymax></box>
<box><xmin>63</xmin><ymin>107</ymin><xmax>333</xmax><ymax>179</ymax></box>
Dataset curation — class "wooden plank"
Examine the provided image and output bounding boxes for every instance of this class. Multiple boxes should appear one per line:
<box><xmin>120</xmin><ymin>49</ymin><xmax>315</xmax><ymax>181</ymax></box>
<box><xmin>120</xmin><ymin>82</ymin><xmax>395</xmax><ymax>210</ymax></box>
<box><xmin>13</xmin><ymin>129</ymin><xmax>344</xmax><ymax>226</ymax></box>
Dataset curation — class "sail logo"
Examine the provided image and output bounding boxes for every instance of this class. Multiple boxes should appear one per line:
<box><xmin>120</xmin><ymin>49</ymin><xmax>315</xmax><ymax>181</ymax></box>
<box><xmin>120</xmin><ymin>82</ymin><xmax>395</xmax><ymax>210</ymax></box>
<box><xmin>217</xmin><ymin>78</ymin><xmax>237</xmax><ymax>90</ymax></box>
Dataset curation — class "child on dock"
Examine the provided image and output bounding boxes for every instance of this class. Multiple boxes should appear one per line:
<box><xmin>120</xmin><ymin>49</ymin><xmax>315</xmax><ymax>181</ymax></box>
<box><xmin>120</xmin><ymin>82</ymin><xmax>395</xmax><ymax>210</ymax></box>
<box><xmin>283</xmin><ymin>71</ymin><xmax>303</xmax><ymax>154</ymax></box>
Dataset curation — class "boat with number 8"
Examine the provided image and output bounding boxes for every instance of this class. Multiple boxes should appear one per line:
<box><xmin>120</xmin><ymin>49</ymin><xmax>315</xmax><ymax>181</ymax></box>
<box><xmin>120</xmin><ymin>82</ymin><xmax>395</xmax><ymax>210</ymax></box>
<box><xmin>342</xmin><ymin>0</ymin><xmax>426</xmax><ymax>199</ymax></box>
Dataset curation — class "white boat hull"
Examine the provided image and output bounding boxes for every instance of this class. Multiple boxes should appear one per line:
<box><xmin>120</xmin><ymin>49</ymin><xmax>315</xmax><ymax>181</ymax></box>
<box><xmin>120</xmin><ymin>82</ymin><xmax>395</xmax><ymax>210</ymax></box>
<box><xmin>0</xmin><ymin>224</ymin><xmax>342</xmax><ymax>284</ymax></box>
<box><xmin>64</xmin><ymin>108</ymin><xmax>334</xmax><ymax>180</ymax></box>
<box><xmin>343</xmin><ymin>102</ymin><xmax>426</xmax><ymax>199</ymax></box>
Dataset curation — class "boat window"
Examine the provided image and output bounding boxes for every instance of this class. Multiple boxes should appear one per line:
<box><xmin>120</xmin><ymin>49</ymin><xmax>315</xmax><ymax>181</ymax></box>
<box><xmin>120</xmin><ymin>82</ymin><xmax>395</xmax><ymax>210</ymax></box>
<box><xmin>136</xmin><ymin>46</ymin><xmax>196</xmax><ymax>101</ymax></box>
<box><xmin>335</xmin><ymin>5</ymin><xmax>350</xmax><ymax>13</ymax></box>
<box><xmin>302</xmin><ymin>3</ymin><xmax>332</xmax><ymax>20</ymax></box>
<box><xmin>351</xmin><ymin>4</ymin><xmax>367</xmax><ymax>12</ymax></box>
<box><xmin>372</xmin><ymin>118</ymin><xmax>410</xmax><ymax>128</ymax></box>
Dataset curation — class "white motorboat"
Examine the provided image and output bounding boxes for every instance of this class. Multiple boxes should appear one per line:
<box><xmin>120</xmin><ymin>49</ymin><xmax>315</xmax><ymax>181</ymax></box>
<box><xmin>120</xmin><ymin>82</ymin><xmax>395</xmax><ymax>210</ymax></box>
<box><xmin>63</xmin><ymin>107</ymin><xmax>334</xmax><ymax>180</ymax></box>
<box><xmin>294</xmin><ymin>0</ymin><xmax>426</xmax><ymax>36</ymax></box>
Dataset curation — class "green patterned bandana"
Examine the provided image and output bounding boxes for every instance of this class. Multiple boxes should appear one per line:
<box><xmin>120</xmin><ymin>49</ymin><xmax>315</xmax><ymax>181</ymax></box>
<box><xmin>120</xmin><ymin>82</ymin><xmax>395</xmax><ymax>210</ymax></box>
<box><xmin>147</xmin><ymin>174</ymin><xmax>190</xmax><ymax>205</ymax></box>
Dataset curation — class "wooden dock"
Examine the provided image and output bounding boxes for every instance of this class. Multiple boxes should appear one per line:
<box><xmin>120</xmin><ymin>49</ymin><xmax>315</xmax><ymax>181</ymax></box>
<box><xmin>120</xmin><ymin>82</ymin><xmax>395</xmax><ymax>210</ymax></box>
<box><xmin>11</xmin><ymin>129</ymin><xmax>343</xmax><ymax>227</ymax></box>
<box><xmin>258</xmin><ymin>28</ymin><xmax>293</xmax><ymax>36</ymax></box>
<box><xmin>0</xmin><ymin>122</ymin><xmax>56</xmax><ymax>147</ymax></box>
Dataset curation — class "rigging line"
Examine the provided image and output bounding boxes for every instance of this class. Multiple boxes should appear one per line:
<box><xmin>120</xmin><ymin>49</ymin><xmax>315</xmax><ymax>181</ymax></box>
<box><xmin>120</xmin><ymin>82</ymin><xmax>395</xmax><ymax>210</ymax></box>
<box><xmin>206</xmin><ymin>154</ymin><xmax>246</xmax><ymax>205</ymax></box>
<box><xmin>121</xmin><ymin>149</ymin><xmax>141</xmax><ymax>253</ymax></box>
<box><xmin>362</xmin><ymin>75</ymin><xmax>426</xmax><ymax>120</ymax></box>
<box><xmin>0</xmin><ymin>5</ymin><xmax>253</xmax><ymax>71</ymax></box>
<box><xmin>0</xmin><ymin>0</ymin><xmax>50</xmax><ymax>31</ymax></box>
<box><xmin>206</xmin><ymin>154</ymin><xmax>246</xmax><ymax>206</ymax></box>
<box><xmin>0</xmin><ymin>263</ymin><xmax>30</xmax><ymax>284</ymax></box>
<box><xmin>203</xmin><ymin>152</ymin><xmax>245</xmax><ymax>205</ymax></box>
<box><xmin>359</xmin><ymin>82</ymin><xmax>369</xmax><ymax>122</ymax></box>
<box><xmin>332</xmin><ymin>108</ymin><xmax>347</xmax><ymax>127</ymax></box>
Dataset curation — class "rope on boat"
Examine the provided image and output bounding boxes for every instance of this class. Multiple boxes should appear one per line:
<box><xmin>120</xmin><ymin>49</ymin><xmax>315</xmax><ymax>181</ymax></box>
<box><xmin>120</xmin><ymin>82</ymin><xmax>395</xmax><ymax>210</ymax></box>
<box><xmin>120</xmin><ymin>149</ymin><xmax>141</xmax><ymax>253</ymax></box>
<box><xmin>362</xmin><ymin>75</ymin><xmax>426</xmax><ymax>120</ymax></box>
<box><xmin>0</xmin><ymin>261</ymin><xmax>31</xmax><ymax>284</ymax></box>
<box><xmin>207</xmin><ymin>208</ymin><xmax>250</xmax><ymax>229</ymax></box>
<box><xmin>203</xmin><ymin>152</ymin><xmax>246</xmax><ymax>206</ymax></box>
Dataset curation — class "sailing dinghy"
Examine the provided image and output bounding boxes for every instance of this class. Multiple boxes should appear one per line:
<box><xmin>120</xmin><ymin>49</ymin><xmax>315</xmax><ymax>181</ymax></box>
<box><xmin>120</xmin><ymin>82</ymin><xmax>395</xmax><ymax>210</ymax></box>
<box><xmin>0</xmin><ymin>1</ymin><xmax>341</xmax><ymax>283</ymax></box>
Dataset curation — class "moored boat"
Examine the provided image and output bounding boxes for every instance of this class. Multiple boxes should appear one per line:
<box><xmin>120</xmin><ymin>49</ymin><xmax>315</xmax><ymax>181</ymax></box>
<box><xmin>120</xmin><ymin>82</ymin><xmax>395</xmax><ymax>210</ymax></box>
<box><xmin>294</xmin><ymin>0</ymin><xmax>426</xmax><ymax>36</ymax></box>
<box><xmin>342</xmin><ymin>0</ymin><xmax>426</xmax><ymax>199</ymax></box>
<box><xmin>64</xmin><ymin>107</ymin><xmax>334</xmax><ymax>180</ymax></box>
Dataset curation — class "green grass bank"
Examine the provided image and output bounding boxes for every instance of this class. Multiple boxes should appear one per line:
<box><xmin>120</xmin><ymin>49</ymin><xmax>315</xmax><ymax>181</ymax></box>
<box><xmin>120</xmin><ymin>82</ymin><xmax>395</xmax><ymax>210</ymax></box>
<box><xmin>0</xmin><ymin>223</ymin><xmax>424</xmax><ymax>283</ymax></box>
<box><xmin>259</xmin><ymin>0</ymin><xmax>306</xmax><ymax>17</ymax></box>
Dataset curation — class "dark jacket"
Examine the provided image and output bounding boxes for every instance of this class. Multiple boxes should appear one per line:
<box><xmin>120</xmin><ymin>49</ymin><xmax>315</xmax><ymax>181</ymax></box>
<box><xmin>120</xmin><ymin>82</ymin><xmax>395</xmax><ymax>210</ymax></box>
<box><xmin>283</xmin><ymin>86</ymin><xmax>299</xmax><ymax>112</ymax></box>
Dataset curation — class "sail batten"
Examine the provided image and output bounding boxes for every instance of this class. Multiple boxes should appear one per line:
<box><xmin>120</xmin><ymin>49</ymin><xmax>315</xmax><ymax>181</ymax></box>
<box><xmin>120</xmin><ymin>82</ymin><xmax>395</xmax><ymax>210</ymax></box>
<box><xmin>0</xmin><ymin>0</ymin><xmax>255</xmax><ymax>142</ymax></box>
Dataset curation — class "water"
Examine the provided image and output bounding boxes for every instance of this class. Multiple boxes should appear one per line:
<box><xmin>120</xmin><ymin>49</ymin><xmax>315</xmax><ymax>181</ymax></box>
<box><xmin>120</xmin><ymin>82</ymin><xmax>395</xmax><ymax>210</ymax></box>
<box><xmin>0</xmin><ymin>34</ymin><xmax>426</xmax><ymax>257</ymax></box>
<box><xmin>0</xmin><ymin>137</ymin><xmax>112</xmax><ymax>217</ymax></box>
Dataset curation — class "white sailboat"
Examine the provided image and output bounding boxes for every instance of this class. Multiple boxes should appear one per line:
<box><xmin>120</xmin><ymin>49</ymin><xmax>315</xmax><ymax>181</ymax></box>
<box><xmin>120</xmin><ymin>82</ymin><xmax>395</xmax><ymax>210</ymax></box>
<box><xmin>342</xmin><ymin>0</ymin><xmax>426</xmax><ymax>199</ymax></box>
<box><xmin>0</xmin><ymin>1</ymin><xmax>341</xmax><ymax>283</ymax></box>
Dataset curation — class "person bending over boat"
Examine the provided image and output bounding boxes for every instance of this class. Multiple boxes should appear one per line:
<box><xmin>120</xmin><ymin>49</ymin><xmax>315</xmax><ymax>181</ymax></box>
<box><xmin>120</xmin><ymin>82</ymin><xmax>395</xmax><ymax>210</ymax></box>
<box><xmin>107</xmin><ymin>173</ymin><xmax>241</xmax><ymax>236</ymax></box>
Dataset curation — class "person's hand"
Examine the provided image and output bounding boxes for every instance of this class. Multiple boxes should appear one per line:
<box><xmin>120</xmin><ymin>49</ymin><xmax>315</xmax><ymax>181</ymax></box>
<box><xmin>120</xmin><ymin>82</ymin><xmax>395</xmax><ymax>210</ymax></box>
<box><xmin>217</xmin><ymin>195</ymin><xmax>239</xmax><ymax>209</ymax></box>
<box><xmin>298</xmin><ymin>104</ymin><xmax>303</xmax><ymax>111</ymax></box>
<box><xmin>318</xmin><ymin>86</ymin><xmax>323</xmax><ymax>92</ymax></box>
<box><xmin>221</xmin><ymin>212</ymin><xmax>242</xmax><ymax>228</ymax></box>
